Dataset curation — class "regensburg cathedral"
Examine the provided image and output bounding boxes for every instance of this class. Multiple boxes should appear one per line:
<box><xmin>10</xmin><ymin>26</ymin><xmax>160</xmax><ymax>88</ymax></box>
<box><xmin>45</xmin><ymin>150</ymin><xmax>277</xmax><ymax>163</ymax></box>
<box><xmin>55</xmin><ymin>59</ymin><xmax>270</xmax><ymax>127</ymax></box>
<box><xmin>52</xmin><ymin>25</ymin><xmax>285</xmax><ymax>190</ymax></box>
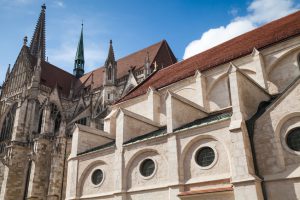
<box><xmin>0</xmin><ymin>4</ymin><xmax>176</xmax><ymax>200</ymax></box>
<box><xmin>1</xmin><ymin>3</ymin><xmax>300</xmax><ymax>200</ymax></box>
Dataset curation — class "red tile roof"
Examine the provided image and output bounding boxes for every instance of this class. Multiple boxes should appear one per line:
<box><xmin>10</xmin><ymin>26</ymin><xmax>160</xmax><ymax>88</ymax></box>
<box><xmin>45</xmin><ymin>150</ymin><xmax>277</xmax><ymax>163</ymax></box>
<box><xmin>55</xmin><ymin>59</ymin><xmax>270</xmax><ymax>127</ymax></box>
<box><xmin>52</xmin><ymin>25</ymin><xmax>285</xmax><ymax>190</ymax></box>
<box><xmin>40</xmin><ymin>60</ymin><xmax>77</xmax><ymax>96</ymax></box>
<box><xmin>74</xmin><ymin>40</ymin><xmax>177</xmax><ymax>92</ymax></box>
<box><xmin>119</xmin><ymin>11</ymin><xmax>300</xmax><ymax>103</ymax></box>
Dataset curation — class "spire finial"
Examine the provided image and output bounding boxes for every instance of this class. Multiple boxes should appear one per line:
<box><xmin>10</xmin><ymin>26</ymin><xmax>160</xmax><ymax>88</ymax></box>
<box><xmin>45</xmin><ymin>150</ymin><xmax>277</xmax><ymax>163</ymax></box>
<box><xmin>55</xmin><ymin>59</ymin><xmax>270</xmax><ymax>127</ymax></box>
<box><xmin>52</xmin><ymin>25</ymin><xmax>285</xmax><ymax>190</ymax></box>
<box><xmin>105</xmin><ymin>39</ymin><xmax>115</xmax><ymax>65</ymax></box>
<box><xmin>23</xmin><ymin>36</ymin><xmax>28</xmax><ymax>46</ymax></box>
<box><xmin>41</xmin><ymin>3</ymin><xmax>46</xmax><ymax>10</ymax></box>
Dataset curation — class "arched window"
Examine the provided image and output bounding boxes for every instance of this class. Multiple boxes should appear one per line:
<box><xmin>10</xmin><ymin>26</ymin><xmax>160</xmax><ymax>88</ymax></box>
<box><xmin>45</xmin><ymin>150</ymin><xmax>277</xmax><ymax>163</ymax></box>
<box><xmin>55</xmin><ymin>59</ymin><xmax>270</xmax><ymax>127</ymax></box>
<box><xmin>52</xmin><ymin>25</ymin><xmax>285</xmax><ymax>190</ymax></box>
<box><xmin>108</xmin><ymin>67</ymin><xmax>112</xmax><ymax>80</ymax></box>
<box><xmin>37</xmin><ymin>109</ymin><xmax>44</xmax><ymax>134</ymax></box>
<box><xmin>50</xmin><ymin>103</ymin><xmax>61</xmax><ymax>135</ymax></box>
<box><xmin>0</xmin><ymin>104</ymin><xmax>17</xmax><ymax>153</ymax></box>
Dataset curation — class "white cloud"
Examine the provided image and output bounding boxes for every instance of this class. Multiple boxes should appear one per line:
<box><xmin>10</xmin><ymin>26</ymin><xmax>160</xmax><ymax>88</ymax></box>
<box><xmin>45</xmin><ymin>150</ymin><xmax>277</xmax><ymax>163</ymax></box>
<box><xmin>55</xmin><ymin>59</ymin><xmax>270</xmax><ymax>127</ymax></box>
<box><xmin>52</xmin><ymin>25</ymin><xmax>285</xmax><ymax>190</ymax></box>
<box><xmin>55</xmin><ymin>1</ymin><xmax>65</xmax><ymax>7</ymax></box>
<box><xmin>183</xmin><ymin>0</ymin><xmax>299</xmax><ymax>59</ymax></box>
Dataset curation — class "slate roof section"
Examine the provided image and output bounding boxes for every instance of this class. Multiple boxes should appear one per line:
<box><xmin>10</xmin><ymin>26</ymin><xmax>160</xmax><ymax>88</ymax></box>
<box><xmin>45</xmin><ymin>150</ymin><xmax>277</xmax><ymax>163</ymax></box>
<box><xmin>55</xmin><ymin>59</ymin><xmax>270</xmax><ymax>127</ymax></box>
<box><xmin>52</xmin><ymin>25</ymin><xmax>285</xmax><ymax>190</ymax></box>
<box><xmin>31</xmin><ymin>55</ymin><xmax>77</xmax><ymax>96</ymax></box>
<box><xmin>119</xmin><ymin>10</ymin><xmax>300</xmax><ymax>103</ymax></box>
<box><xmin>75</xmin><ymin>40</ymin><xmax>177</xmax><ymax>91</ymax></box>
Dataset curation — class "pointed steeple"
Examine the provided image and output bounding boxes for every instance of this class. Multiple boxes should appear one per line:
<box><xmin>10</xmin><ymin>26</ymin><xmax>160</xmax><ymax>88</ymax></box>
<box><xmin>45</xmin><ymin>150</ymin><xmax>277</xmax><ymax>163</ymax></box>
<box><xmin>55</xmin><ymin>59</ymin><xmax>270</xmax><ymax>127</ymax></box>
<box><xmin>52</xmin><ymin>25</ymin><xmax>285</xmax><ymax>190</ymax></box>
<box><xmin>144</xmin><ymin>51</ymin><xmax>151</xmax><ymax>78</ymax></box>
<box><xmin>105</xmin><ymin>40</ymin><xmax>115</xmax><ymax>66</ymax></box>
<box><xmin>30</xmin><ymin>4</ymin><xmax>46</xmax><ymax>61</ymax></box>
<box><xmin>73</xmin><ymin>23</ymin><xmax>85</xmax><ymax>78</ymax></box>
<box><xmin>104</xmin><ymin>40</ymin><xmax>117</xmax><ymax>86</ymax></box>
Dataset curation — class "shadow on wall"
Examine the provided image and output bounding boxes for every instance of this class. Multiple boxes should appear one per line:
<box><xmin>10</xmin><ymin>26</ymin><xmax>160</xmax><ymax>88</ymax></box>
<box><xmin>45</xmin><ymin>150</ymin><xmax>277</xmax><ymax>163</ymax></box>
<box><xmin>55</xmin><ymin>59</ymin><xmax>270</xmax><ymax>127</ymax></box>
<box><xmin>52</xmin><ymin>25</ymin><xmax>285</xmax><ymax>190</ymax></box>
<box><xmin>253</xmin><ymin>105</ymin><xmax>300</xmax><ymax>200</ymax></box>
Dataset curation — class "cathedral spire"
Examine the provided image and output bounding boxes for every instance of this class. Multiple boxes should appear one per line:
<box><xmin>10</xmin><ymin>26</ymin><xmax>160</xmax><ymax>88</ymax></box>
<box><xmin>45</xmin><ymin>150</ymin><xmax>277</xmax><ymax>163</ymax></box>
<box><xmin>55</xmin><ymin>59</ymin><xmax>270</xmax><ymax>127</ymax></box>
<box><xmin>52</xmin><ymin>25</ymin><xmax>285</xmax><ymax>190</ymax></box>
<box><xmin>29</xmin><ymin>4</ymin><xmax>46</xmax><ymax>61</ymax></box>
<box><xmin>73</xmin><ymin>23</ymin><xmax>85</xmax><ymax>78</ymax></box>
<box><xmin>104</xmin><ymin>40</ymin><xmax>117</xmax><ymax>86</ymax></box>
<box><xmin>105</xmin><ymin>40</ymin><xmax>115</xmax><ymax>65</ymax></box>
<box><xmin>144</xmin><ymin>51</ymin><xmax>151</xmax><ymax>78</ymax></box>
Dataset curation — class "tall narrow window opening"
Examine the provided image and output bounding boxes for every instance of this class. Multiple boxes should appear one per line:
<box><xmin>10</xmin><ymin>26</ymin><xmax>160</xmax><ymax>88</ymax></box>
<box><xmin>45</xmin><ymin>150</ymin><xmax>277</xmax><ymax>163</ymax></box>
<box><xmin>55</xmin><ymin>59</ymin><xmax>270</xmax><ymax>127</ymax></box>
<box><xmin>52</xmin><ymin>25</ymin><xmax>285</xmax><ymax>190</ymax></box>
<box><xmin>50</xmin><ymin>103</ymin><xmax>61</xmax><ymax>136</ymax></box>
<box><xmin>108</xmin><ymin>67</ymin><xmax>112</xmax><ymax>80</ymax></box>
<box><xmin>0</xmin><ymin>104</ymin><xmax>17</xmax><ymax>153</ymax></box>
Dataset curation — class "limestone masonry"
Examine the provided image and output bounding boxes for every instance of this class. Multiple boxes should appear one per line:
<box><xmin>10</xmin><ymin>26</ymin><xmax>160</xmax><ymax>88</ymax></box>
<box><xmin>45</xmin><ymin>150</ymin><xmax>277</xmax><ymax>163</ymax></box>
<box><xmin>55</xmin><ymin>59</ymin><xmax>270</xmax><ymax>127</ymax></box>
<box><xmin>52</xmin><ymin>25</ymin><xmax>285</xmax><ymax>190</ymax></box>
<box><xmin>1</xmin><ymin>4</ymin><xmax>300</xmax><ymax>200</ymax></box>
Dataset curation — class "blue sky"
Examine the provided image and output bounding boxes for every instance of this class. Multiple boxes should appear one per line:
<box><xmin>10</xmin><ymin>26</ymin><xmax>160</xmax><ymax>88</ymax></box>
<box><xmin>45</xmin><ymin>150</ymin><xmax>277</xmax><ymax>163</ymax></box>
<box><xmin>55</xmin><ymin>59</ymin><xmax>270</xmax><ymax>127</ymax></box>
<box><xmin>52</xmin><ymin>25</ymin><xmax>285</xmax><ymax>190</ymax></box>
<box><xmin>0</xmin><ymin>0</ymin><xmax>299</xmax><ymax>84</ymax></box>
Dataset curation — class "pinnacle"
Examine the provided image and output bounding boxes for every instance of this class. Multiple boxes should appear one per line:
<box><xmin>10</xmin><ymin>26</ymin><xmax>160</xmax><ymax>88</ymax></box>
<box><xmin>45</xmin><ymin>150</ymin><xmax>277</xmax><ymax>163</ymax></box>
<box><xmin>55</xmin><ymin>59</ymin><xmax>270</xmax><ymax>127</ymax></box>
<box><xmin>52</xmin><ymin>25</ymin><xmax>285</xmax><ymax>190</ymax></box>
<box><xmin>29</xmin><ymin>4</ymin><xmax>46</xmax><ymax>61</ymax></box>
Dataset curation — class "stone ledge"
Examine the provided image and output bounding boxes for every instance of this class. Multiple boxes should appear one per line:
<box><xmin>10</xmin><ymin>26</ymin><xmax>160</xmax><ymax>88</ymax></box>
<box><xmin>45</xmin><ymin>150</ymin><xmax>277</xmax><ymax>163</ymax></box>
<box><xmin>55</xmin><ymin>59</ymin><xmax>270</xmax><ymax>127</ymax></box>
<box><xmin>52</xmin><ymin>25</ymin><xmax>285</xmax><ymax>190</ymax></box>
<box><xmin>178</xmin><ymin>186</ymin><xmax>233</xmax><ymax>197</ymax></box>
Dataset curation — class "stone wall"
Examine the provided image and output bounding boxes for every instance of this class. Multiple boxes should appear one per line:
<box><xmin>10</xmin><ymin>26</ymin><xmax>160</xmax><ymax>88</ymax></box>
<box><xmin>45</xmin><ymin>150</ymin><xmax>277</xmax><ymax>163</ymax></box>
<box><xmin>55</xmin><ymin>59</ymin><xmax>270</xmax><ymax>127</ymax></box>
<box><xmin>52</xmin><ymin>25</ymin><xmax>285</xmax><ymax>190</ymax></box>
<box><xmin>0</xmin><ymin>162</ymin><xmax>4</xmax><ymax>194</ymax></box>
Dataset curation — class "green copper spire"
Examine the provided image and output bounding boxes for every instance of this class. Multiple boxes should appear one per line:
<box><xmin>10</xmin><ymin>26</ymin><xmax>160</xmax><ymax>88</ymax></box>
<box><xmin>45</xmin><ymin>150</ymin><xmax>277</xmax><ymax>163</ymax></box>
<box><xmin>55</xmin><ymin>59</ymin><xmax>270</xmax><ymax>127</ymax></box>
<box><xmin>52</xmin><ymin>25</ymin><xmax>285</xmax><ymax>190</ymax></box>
<box><xmin>74</xmin><ymin>23</ymin><xmax>85</xmax><ymax>78</ymax></box>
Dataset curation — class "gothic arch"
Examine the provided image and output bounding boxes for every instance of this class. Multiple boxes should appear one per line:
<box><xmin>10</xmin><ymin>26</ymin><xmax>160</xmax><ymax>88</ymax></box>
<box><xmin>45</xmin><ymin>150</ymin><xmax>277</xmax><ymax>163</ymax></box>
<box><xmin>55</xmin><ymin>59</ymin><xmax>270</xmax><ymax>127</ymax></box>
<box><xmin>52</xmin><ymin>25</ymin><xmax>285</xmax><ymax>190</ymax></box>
<box><xmin>207</xmin><ymin>73</ymin><xmax>231</xmax><ymax>111</ymax></box>
<box><xmin>179</xmin><ymin>134</ymin><xmax>231</xmax><ymax>182</ymax></box>
<box><xmin>124</xmin><ymin>148</ymin><xmax>167</xmax><ymax>189</ymax></box>
<box><xmin>0</xmin><ymin>103</ymin><xmax>17</xmax><ymax>153</ymax></box>
<box><xmin>78</xmin><ymin>160</ymin><xmax>107</xmax><ymax>196</ymax></box>
<box><xmin>267</xmin><ymin>48</ymin><xmax>300</xmax><ymax>93</ymax></box>
<box><xmin>207</xmin><ymin>72</ymin><xmax>228</xmax><ymax>96</ymax></box>
<box><xmin>266</xmin><ymin>46</ymin><xmax>300</xmax><ymax>75</ymax></box>
<box><xmin>50</xmin><ymin>103</ymin><xmax>62</xmax><ymax>135</ymax></box>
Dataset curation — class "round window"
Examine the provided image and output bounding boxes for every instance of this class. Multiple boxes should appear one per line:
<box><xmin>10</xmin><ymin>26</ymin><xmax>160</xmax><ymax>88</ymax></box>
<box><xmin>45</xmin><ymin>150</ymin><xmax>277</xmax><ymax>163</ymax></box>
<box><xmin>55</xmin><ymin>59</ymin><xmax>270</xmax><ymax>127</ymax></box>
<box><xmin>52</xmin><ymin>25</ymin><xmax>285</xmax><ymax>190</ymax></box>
<box><xmin>195</xmin><ymin>147</ymin><xmax>215</xmax><ymax>167</ymax></box>
<box><xmin>286</xmin><ymin>128</ymin><xmax>300</xmax><ymax>151</ymax></box>
<box><xmin>140</xmin><ymin>159</ymin><xmax>155</xmax><ymax>177</ymax></box>
<box><xmin>91</xmin><ymin>169</ymin><xmax>104</xmax><ymax>185</ymax></box>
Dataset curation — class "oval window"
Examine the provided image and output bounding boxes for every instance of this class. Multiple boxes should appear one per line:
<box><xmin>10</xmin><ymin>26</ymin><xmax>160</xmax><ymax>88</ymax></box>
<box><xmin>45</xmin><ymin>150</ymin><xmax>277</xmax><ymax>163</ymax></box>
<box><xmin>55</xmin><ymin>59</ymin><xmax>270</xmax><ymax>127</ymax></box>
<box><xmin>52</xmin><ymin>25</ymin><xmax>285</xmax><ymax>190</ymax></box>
<box><xmin>286</xmin><ymin>128</ymin><xmax>300</xmax><ymax>151</ymax></box>
<box><xmin>140</xmin><ymin>159</ymin><xmax>155</xmax><ymax>177</ymax></box>
<box><xmin>91</xmin><ymin>169</ymin><xmax>104</xmax><ymax>185</ymax></box>
<box><xmin>195</xmin><ymin>147</ymin><xmax>215</xmax><ymax>167</ymax></box>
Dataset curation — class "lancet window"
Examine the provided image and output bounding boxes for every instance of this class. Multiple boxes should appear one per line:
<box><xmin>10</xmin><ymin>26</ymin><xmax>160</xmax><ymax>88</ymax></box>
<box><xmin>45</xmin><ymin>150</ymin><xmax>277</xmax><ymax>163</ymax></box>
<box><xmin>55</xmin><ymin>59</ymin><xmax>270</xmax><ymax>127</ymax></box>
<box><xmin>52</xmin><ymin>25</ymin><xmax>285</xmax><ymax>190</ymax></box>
<box><xmin>0</xmin><ymin>104</ymin><xmax>17</xmax><ymax>153</ymax></box>
<box><xmin>50</xmin><ymin>103</ymin><xmax>61</xmax><ymax>135</ymax></box>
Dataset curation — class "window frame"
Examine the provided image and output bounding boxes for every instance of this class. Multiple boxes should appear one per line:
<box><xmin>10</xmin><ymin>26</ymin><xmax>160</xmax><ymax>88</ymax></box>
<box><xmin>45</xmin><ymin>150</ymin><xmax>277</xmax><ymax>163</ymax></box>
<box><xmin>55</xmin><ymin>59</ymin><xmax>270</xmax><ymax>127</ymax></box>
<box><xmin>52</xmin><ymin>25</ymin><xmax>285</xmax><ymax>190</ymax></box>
<box><xmin>139</xmin><ymin>158</ymin><xmax>157</xmax><ymax>179</ymax></box>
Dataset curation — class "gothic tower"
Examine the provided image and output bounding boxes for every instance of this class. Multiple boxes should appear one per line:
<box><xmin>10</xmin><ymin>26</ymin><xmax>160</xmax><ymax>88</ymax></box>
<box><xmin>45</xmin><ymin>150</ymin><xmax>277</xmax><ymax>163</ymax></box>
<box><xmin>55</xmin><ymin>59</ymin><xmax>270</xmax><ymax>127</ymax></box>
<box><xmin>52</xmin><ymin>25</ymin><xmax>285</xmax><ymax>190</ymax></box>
<box><xmin>103</xmin><ymin>40</ymin><xmax>117</xmax><ymax>103</ymax></box>
<box><xmin>144</xmin><ymin>51</ymin><xmax>151</xmax><ymax>78</ymax></box>
<box><xmin>73</xmin><ymin>24</ymin><xmax>85</xmax><ymax>78</ymax></box>
<box><xmin>104</xmin><ymin>40</ymin><xmax>117</xmax><ymax>85</ymax></box>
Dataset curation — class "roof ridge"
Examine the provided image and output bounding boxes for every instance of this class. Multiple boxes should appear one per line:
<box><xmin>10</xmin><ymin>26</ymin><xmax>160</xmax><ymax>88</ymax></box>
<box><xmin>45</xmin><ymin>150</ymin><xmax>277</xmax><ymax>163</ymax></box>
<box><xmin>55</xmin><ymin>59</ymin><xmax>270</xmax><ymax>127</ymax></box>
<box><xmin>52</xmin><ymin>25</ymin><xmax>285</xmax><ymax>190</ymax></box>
<box><xmin>185</xmin><ymin>10</ymin><xmax>300</xmax><ymax>62</ymax></box>
<box><xmin>117</xmin><ymin>40</ymin><xmax>164</xmax><ymax>62</ymax></box>
<box><xmin>119</xmin><ymin>10</ymin><xmax>300</xmax><ymax>103</ymax></box>
<box><xmin>79</xmin><ymin>40</ymin><xmax>165</xmax><ymax>79</ymax></box>
<box><xmin>41</xmin><ymin>60</ymin><xmax>75</xmax><ymax>77</ymax></box>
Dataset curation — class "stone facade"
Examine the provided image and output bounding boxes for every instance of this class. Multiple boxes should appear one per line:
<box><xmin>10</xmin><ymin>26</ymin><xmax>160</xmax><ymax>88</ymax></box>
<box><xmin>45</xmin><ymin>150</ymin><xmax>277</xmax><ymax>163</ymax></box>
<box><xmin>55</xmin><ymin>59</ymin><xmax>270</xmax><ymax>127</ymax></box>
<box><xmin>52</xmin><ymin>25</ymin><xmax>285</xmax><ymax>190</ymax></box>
<box><xmin>1</xmin><ymin>4</ymin><xmax>300</xmax><ymax>200</ymax></box>
<box><xmin>0</xmin><ymin>4</ymin><xmax>176</xmax><ymax>200</ymax></box>
<box><xmin>65</xmin><ymin>12</ymin><xmax>300</xmax><ymax>200</ymax></box>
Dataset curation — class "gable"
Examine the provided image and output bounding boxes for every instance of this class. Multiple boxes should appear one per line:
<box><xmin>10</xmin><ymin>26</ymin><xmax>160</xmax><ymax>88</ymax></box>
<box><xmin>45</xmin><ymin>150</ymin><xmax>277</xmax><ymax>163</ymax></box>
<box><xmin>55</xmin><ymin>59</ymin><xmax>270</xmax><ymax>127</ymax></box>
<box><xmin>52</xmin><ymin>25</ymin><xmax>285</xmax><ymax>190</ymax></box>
<box><xmin>2</xmin><ymin>46</ymin><xmax>34</xmax><ymax>96</ymax></box>
<box><xmin>74</xmin><ymin>40</ymin><xmax>177</xmax><ymax>92</ymax></box>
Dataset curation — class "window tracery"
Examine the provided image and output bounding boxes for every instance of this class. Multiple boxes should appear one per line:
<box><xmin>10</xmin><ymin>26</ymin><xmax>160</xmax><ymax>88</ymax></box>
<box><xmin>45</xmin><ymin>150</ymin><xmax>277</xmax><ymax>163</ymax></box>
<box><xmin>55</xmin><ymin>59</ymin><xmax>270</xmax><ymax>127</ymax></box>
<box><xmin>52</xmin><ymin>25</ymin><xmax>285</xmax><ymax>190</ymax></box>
<box><xmin>0</xmin><ymin>104</ymin><xmax>17</xmax><ymax>153</ymax></box>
